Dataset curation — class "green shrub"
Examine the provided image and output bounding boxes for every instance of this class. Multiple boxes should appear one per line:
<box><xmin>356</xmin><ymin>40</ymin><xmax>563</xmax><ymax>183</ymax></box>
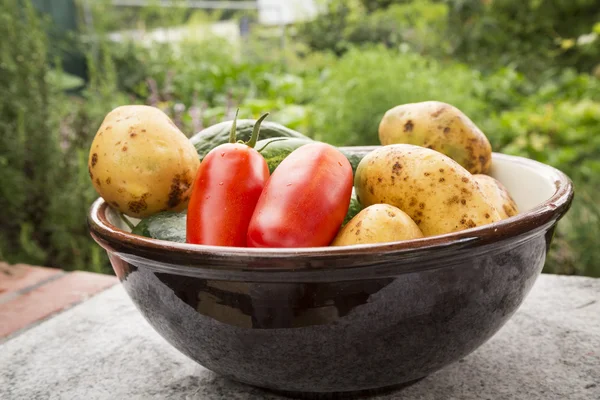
<box><xmin>301</xmin><ymin>0</ymin><xmax>599</xmax><ymax>81</ymax></box>
<box><xmin>487</xmin><ymin>99</ymin><xmax>600</xmax><ymax>182</ymax></box>
<box><xmin>0</xmin><ymin>0</ymin><xmax>144</xmax><ymax>272</ymax></box>
<box><xmin>359</xmin><ymin>0</ymin><xmax>397</xmax><ymax>12</ymax></box>
<box><xmin>0</xmin><ymin>0</ymin><xmax>106</xmax><ymax>272</ymax></box>
<box><xmin>297</xmin><ymin>0</ymin><xmax>361</xmax><ymax>55</ymax></box>
<box><xmin>352</xmin><ymin>1</ymin><xmax>449</xmax><ymax>55</ymax></box>
<box><xmin>308</xmin><ymin>46</ymin><xmax>488</xmax><ymax>145</ymax></box>
<box><xmin>446</xmin><ymin>0</ymin><xmax>600</xmax><ymax>77</ymax></box>
<box><xmin>0</xmin><ymin>0</ymin><xmax>60</xmax><ymax>264</ymax></box>
<box><xmin>104</xmin><ymin>34</ymin><xmax>315</xmax><ymax>135</ymax></box>
<box><xmin>298</xmin><ymin>0</ymin><xmax>449</xmax><ymax>57</ymax></box>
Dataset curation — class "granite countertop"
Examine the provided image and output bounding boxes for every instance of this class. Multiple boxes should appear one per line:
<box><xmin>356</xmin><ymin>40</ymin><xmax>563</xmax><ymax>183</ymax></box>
<box><xmin>1</xmin><ymin>274</ymin><xmax>599</xmax><ymax>400</ymax></box>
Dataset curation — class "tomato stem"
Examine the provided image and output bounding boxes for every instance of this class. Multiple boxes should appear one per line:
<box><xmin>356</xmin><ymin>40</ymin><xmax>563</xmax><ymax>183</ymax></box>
<box><xmin>229</xmin><ymin>108</ymin><xmax>239</xmax><ymax>144</ymax></box>
<box><xmin>245</xmin><ymin>112</ymin><xmax>269</xmax><ymax>149</ymax></box>
<box><xmin>256</xmin><ymin>138</ymin><xmax>287</xmax><ymax>153</ymax></box>
<box><xmin>119</xmin><ymin>212</ymin><xmax>135</xmax><ymax>231</ymax></box>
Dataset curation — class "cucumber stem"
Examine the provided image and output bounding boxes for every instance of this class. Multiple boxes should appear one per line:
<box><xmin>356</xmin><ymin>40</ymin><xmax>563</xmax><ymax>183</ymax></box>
<box><xmin>246</xmin><ymin>112</ymin><xmax>269</xmax><ymax>149</ymax></box>
<box><xmin>229</xmin><ymin>108</ymin><xmax>239</xmax><ymax>144</ymax></box>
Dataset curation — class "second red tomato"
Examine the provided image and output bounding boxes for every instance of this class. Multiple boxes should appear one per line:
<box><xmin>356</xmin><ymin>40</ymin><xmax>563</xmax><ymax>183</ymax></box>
<box><xmin>247</xmin><ymin>142</ymin><xmax>353</xmax><ymax>248</ymax></box>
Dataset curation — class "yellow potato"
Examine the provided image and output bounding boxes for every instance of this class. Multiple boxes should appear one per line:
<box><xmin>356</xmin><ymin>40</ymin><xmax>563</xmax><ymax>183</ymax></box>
<box><xmin>332</xmin><ymin>204</ymin><xmax>423</xmax><ymax>246</ymax></box>
<box><xmin>355</xmin><ymin>144</ymin><xmax>501</xmax><ymax>236</ymax></box>
<box><xmin>473</xmin><ymin>174</ymin><xmax>519</xmax><ymax>219</ymax></box>
<box><xmin>379</xmin><ymin>101</ymin><xmax>492</xmax><ymax>174</ymax></box>
<box><xmin>88</xmin><ymin>105</ymin><xmax>200</xmax><ymax>218</ymax></box>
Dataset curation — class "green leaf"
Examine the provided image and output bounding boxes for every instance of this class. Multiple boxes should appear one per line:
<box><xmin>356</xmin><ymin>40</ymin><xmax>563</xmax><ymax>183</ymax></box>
<box><xmin>47</xmin><ymin>69</ymin><xmax>85</xmax><ymax>91</ymax></box>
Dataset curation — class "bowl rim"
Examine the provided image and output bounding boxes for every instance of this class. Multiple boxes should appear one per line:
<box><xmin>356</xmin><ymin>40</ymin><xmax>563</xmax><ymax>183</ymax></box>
<box><xmin>88</xmin><ymin>148</ymin><xmax>574</xmax><ymax>269</ymax></box>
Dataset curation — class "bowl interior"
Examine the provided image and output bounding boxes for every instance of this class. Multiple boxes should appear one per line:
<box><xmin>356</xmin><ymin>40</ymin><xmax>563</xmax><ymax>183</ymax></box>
<box><xmin>488</xmin><ymin>157</ymin><xmax>556</xmax><ymax>212</ymax></box>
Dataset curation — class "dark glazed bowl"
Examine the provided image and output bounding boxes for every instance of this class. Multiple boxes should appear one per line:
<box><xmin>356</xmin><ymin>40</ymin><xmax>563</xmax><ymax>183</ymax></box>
<box><xmin>88</xmin><ymin>147</ymin><xmax>573</xmax><ymax>395</ymax></box>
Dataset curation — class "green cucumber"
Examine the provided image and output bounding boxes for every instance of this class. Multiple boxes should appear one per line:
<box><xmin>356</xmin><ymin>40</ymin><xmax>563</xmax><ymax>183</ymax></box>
<box><xmin>190</xmin><ymin>119</ymin><xmax>309</xmax><ymax>161</ymax></box>
<box><xmin>339</xmin><ymin>149</ymin><xmax>365</xmax><ymax>176</ymax></box>
<box><xmin>256</xmin><ymin>137</ymin><xmax>314</xmax><ymax>173</ymax></box>
<box><xmin>132</xmin><ymin>211</ymin><xmax>187</xmax><ymax>243</ymax></box>
<box><xmin>257</xmin><ymin>139</ymin><xmax>368</xmax><ymax>176</ymax></box>
<box><xmin>343</xmin><ymin>189</ymin><xmax>363</xmax><ymax>227</ymax></box>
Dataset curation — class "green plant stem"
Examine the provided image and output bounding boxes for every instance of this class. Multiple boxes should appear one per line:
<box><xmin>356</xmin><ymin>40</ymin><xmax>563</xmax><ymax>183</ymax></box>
<box><xmin>229</xmin><ymin>108</ymin><xmax>239</xmax><ymax>144</ymax></box>
<box><xmin>256</xmin><ymin>138</ymin><xmax>288</xmax><ymax>153</ymax></box>
<box><xmin>119</xmin><ymin>212</ymin><xmax>135</xmax><ymax>231</ymax></box>
<box><xmin>246</xmin><ymin>112</ymin><xmax>270</xmax><ymax>149</ymax></box>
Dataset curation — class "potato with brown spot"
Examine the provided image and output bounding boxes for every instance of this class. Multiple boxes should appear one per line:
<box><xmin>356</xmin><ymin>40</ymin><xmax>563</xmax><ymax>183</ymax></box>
<box><xmin>332</xmin><ymin>204</ymin><xmax>423</xmax><ymax>246</ymax></box>
<box><xmin>378</xmin><ymin>101</ymin><xmax>492</xmax><ymax>174</ymax></box>
<box><xmin>473</xmin><ymin>174</ymin><xmax>519</xmax><ymax>219</ymax></box>
<box><xmin>355</xmin><ymin>144</ymin><xmax>501</xmax><ymax>236</ymax></box>
<box><xmin>88</xmin><ymin>105</ymin><xmax>200</xmax><ymax>218</ymax></box>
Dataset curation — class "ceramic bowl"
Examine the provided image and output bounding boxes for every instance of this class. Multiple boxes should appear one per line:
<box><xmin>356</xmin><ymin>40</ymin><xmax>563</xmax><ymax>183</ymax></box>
<box><xmin>88</xmin><ymin>147</ymin><xmax>573</xmax><ymax>395</ymax></box>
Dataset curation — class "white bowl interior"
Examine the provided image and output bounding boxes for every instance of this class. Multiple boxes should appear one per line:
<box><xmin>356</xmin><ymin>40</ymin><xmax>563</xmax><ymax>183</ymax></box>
<box><xmin>488</xmin><ymin>156</ymin><xmax>557</xmax><ymax>213</ymax></box>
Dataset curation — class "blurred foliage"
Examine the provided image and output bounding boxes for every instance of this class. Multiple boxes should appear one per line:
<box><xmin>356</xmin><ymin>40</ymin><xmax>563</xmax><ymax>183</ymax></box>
<box><xmin>301</xmin><ymin>0</ymin><xmax>600</xmax><ymax>78</ymax></box>
<box><xmin>0</xmin><ymin>0</ymin><xmax>105</xmax><ymax>272</ymax></box>
<box><xmin>299</xmin><ymin>0</ymin><xmax>449</xmax><ymax>56</ymax></box>
<box><xmin>489</xmin><ymin>100</ymin><xmax>600</xmax><ymax>182</ymax></box>
<box><xmin>1</xmin><ymin>0</ymin><xmax>599</xmax><ymax>277</ymax></box>
<box><xmin>359</xmin><ymin>0</ymin><xmax>397</xmax><ymax>12</ymax></box>
<box><xmin>445</xmin><ymin>0</ymin><xmax>600</xmax><ymax>77</ymax></box>
<box><xmin>349</xmin><ymin>1</ymin><xmax>450</xmax><ymax>56</ymax></box>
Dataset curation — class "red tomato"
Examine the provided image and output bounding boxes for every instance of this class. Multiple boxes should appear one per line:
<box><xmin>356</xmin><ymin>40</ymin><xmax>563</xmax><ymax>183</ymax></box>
<box><xmin>247</xmin><ymin>142</ymin><xmax>353</xmax><ymax>248</ymax></box>
<box><xmin>186</xmin><ymin>114</ymin><xmax>269</xmax><ymax>246</ymax></box>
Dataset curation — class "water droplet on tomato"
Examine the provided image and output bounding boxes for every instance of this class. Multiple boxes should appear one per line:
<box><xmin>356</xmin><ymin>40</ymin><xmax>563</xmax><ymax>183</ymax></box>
<box><xmin>286</xmin><ymin>183</ymin><xmax>292</xmax><ymax>186</ymax></box>
<box><xmin>219</xmin><ymin>182</ymin><xmax>223</xmax><ymax>186</ymax></box>
<box><xmin>221</xmin><ymin>152</ymin><xmax>225</xmax><ymax>157</ymax></box>
<box><xmin>205</xmin><ymin>196</ymin><xmax>210</xmax><ymax>200</ymax></box>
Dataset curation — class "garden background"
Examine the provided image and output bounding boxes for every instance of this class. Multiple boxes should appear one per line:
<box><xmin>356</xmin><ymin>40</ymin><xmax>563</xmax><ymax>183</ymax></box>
<box><xmin>1</xmin><ymin>0</ymin><xmax>599</xmax><ymax>276</ymax></box>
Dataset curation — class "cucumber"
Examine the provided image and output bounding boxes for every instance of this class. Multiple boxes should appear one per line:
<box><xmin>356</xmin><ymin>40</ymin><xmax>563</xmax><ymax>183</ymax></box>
<box><xmin>256</xmin><ymin>137</ymin><xmax>314</xmax><ymax>173</ymax></box>
<box><xmin>339</xmin><ymin>149</ymin><xmax>365</xmax><ymax>176</ymax></box>
<box><xmin>257</xmin><ymin>138</ymin><xmax>367</xmax><ymax>176</ymax></box>
<box><xmin>190</xmin><ymin>119</ymin><xmax>309</xmax><ymax>161</ymax></box>
<box><xmin>132</xmin><ymin>211</ymin><xmax>187</xmax><ymax>243</ymax></box>
<box><xmin>343</xmin><ymin>189</ymin><xmax>363</xmax><ymax>227</ymax></box>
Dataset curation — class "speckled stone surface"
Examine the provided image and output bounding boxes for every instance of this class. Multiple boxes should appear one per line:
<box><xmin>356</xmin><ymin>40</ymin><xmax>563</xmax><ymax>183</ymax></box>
<box><xmin>1</xmin><ymin>274</ymin><xmax>598</xmax><ymax>400</ymax></box>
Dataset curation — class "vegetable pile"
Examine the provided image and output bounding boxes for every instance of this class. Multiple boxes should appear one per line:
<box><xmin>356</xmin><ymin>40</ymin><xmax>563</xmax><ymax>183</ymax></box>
<box><xmin>89</xmin><ymin>101</ymin><xmax>519</xmax><ymax>248</ymax></box>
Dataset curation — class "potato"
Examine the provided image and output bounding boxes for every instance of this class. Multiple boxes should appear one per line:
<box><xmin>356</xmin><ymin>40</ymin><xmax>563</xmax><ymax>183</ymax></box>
<box><xmin>473</xmin><ymin>174</ymin><xmax>519</xmax><ymax>219</ymax></box>
<box><xmin>378</xmin><ymin>101</ymin><xmax>492</xmax><ymax>174</ymax></box>
<box><xmin>355</xmin><ymin>144</ymin><xmax>501</xmax><ymax>236</ymax></box>
<box><xmin>88</xmin><ymin>105</ymin><xmax>200</xmax><ymax>218</ymax></box>
<box><xmin>332</xmin><ymin>204</ymin><xmax>423</xmax><ymax>246</ymax></box>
